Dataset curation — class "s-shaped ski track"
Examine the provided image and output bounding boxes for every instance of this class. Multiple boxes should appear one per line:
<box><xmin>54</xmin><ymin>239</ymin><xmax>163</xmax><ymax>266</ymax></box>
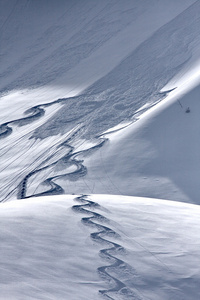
<box><xmin>72</xmin><ymin>195</ymin><xmax>142</xmax><ymax>300</ymax></box>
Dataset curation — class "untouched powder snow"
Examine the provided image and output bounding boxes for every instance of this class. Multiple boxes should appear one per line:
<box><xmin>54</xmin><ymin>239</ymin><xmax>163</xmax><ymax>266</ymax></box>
<box><xmin>0</xmin><ymin>194</ymin><xmax>200</xmax><ymax>300</ymax></box>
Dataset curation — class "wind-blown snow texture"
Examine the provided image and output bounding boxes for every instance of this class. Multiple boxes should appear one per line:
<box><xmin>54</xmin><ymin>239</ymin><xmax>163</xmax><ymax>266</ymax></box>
<box><xmin>1</xmin><ymin>1</ymin><xmax>200</xmax><ymax>299</ymax></box>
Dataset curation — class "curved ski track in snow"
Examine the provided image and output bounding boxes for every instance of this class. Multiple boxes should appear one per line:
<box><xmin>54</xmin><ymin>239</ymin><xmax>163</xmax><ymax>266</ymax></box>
<box><xmin>0</xmin><ymin>99</ymin><xmax>64</xmax><ymax>140</ymax></box>
<box><xmin>0</xmin><ymin>95</ymin><xmax>138</xmax><ymax>298</ymax></box>
<box><xmin>0</xmin><ymin>97</ymin><xmax>107</xmax><ymax>200</ymax></box>
<box><xmin>17</xmin><ymin>137</ymin><xmax>106</xmax><ymax>199</ymax></box>
<box><xmin>72</xmin><ymin>195</ymin><xmax>140</xmax><ymax>300</ymax></box>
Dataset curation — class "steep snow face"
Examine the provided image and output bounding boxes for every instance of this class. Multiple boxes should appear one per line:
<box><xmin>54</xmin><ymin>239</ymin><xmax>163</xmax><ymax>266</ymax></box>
<box><xmin>1</xmin><ymin>2</ymin><xmax>200</xmax><ymax>299</ymax></box>
<box><xmin>0</xmin><ymin>195</ymin><xmax>103</xmax><ymax>300</ymax></box>
<box><xmin>32</xmin><ymin>0</ymin><xmax>200</xmax><ymax>140</ymax></box>
<box><xmin>84</xmin><ymin>78</ymin><xmax>200</xmax><ymax>204</ymax></box>
<box><xmin>1</xmin><ymin>0</ymin><xmax>200</xmax><ymax>202</ymax></box>
<box><xmin>0</xmin><ymin>194</ymin><xmax>200</xmax><ymax>300</ymax></box>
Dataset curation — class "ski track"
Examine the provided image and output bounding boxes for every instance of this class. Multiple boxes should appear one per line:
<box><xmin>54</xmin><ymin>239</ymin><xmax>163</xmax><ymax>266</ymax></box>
<box><xmin>72</xmin><ymin>195</ymin><xmax>142</xmax><ymax>300</ymax></box>
<box><xmin>0</xmin><ymin>96</ymin><xmax>108</xmax><ymax>200</ymax></box>
<box><xmin>16</xmin><ymin>135</ymin><xmax>106</xmax><ymax>199</ymax></box>
<box><xmin>0</xmin><ymin>98</ymin><xmax>62</xmax><ymax>139</ymax></box>
<box><xmin>0</xmin><ymin>98</ymin><xmax>140</xmax><ymax>299</ymax></box>
<box><xmin>0</xmin><ymin>96</ymin><xmax>156</xmax><ymax>300</ymax></box>
<box><xmin>0</xmin><ymin>83</ymin><xmax>171</xmax><ymax>200</ymax></box>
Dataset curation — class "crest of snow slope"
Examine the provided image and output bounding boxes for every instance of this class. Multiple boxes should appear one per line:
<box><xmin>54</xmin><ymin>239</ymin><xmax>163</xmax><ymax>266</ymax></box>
<box><xmin>83</xmin><ymin>74</ymin><xmax>200</xmax><ymax>204</ymax></box>
<box><xmin>0</xmin><ymin>194</ymin><xmax>200</xmax><ymax>300</ymax></box>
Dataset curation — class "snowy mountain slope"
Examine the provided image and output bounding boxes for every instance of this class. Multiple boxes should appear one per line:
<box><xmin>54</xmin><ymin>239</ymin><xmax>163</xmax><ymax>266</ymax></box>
<box><xmin>32</xmin><ymin>0</ymin><xmax>200</xmax><ymax>140</ymax></box>
<box><xmin>1</xmin><ymin>0</ymin><xmax>200</xmax><ymax>201</ymax></box>
<box><xmin>1</xmin><ymin>1</ymin><xmax>200</xmax><ymax>299</ymax></box>
<box><xmin>0</xmin><ymin>194</ymin><xmax>200</xmax><ymax>300</ymax></box>
<box><xmin>0</xmin><ymin>0</ymin><xmax>196</xmax><ymax>94</ymax></box>
<box><xmin>83</xmin><ymin>75</ymin><xmax>200</xmax><ymax>204</ymax></box>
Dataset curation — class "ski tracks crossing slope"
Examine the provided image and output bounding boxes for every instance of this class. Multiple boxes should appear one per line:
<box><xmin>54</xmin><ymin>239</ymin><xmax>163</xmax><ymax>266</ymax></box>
<box><xmin>72</xmin><ymin>195</ymin><xmax>144</xmax><ymax>300</ymax></box>
<box><xmin>0</xmin><ymin>97</ymin><xmax>107</xmax><ymax>200</ymax></box>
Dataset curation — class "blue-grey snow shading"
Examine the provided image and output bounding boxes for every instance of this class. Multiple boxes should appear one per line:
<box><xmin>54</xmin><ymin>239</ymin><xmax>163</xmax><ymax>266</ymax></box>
<box><xmin>1</xmin><ymin>1</ymin><xmax>200</xmax><ymax>298</ymax></box>
<box><xmin>72</xmin><ymin>195</ymin><xmax>140</xmax><ymax>299</ymax></box>
<box><xmin>33</xmin><ymin>1</ymin><xmax>200</xmax><ymax>140</ymax></box>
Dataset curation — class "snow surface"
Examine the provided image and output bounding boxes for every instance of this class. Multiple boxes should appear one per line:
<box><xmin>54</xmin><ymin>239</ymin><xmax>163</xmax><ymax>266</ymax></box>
<box><xmin>1</xmin><ymin>0</ymin><xmax>200</xmax><ymax>299</ymax></box>
<box><xmin>1</xmin><ymin>195</ymin><xmax>200</xmax><ymax>300</ymax></box>
<box><xmin>84</xmin><ymin>74</ymin><xmax>200</xmax><ymax>204</ymax></box>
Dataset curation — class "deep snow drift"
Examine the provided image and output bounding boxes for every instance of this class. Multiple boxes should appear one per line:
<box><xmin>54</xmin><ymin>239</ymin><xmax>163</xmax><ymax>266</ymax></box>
<box><xmin>1</xmin><ymin>1</ymin><xmax>200</xmax><ymax>299</ymax></box>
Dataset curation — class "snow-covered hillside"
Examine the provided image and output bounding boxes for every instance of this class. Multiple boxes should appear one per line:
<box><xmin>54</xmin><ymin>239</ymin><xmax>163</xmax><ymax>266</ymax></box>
<box><xmin>84</xmin><ymin>75</ymin><xmax>200</xmax><ymax>204</ymax></box>
<box><xmin>1</xmin><ymin>0</ymin><xmax>200</xmax><ymax>299</ymax></box>
<box><xmin>1</xmin><ymin>195</ymin><xmax>200</xmax><ymax>300</ymax></box>
<box><xmin>1</xmin><ymin>0</ymin><xmax>200</xmax><ymax>202</ymax></box>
